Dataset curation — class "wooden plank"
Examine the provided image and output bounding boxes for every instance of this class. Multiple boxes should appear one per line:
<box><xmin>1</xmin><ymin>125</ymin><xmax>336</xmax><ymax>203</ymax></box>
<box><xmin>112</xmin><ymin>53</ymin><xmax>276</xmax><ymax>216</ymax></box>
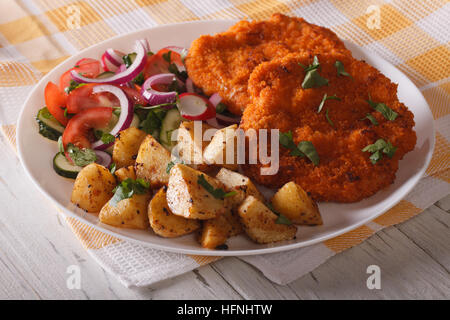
<box><xmin>435</xmin><ymin>194</ymin><xmax>450</xmax><ymax>212</ymax></box>
<box><xmin>396</xmin><ymin>205</ymin><xmax>450</xmax><ymax>272</ymax></box>
<box><xmin>211</xmin><ymin>257</ymin><xmax>299</xmax><ymax>299</ymax></box>
<box><xmin>287</xmin><ymin>221</ymin><xmax>450</xmax><ymax>299</ymax></box>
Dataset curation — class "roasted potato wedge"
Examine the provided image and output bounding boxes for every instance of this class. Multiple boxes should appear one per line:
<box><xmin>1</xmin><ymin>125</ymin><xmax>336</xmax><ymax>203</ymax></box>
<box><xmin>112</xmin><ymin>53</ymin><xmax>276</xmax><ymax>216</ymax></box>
<box><xmin>238</xmin><ymin>196</ymin><xmax>297</xmax><ymax>244</ymax></box>
<box><xmin>175</xmin><ymin>121</ymin><xmax>216</xmax><ymax>171</ymax></box>
<box><xmin>216</xmin><ymin>168</ymin><xmax>265</xmax><ymax>210</ymax></box>
<box><xmin>112</xmin><ymin>127</ymin><xmax>147</xmax><ymax>168</ymax></box>
<box><xmin>271</xmin><ymin>181</ymin><xmax>322</xmax><ymax>225</ymax></box>
<box><xmin>135</xmin><ymin>134</ymin><xmax>172</xmax><ymax>188</ymax></box>
<box><xmin>71</xmin><ymin>163</ymin><xmax>116</xmax><ymax>213</ymax></box>
<box><xmin>114</xmin><ymin>165</ymin><xmax>136</xmax><ymax>182</ymax></box>
<box><xmin>199</xmin><ymin>210</ymin><xmax>243</xmax><ymax>249</ymax></box>
<box><xmin>99</xmin><ymin>193</ymin><xmax>151</xmax><ymax>229</ymax></box>
<box><xmin>166</xmin><ymin>164</ymin><xmax>227</xmax><ymax>220</ymax></box>
<box><xmin>203</xmin><ymin>124</ymin><xmax>238</xmax><ymax>171</ymax></box>
<box><xmin>148</xmin><ymin>187</ymin><xmax>201</xmax><ymax>238</ymax></box>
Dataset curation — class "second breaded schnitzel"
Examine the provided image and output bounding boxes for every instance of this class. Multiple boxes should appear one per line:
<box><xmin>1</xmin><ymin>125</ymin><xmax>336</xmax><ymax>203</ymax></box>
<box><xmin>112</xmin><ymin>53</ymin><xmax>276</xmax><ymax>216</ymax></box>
<box><xmin>240</xmin><ymin>53</ymin><xmax>416</xmax><ymax>202</ymax></box>
<box><xmin>185</xmin><ymin>14</ymin><xmax>350</xmax><ymax>115</ymax></box>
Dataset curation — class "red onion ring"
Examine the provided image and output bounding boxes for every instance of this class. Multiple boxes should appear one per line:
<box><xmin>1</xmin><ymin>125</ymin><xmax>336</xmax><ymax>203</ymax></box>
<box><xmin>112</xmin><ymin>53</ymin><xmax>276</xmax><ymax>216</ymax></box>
<box><xmin>104</xmin><ymin>49</ymin><xmax>123</xmax><ymax>67</ymax></box>
<box><xmin>94</xmin><ymin>150</ymin><xmax>112</xmax><ymax>167</ymax></box>
<box><xmin>141</xmin><ymin>73</ymin><xmax>178</xmax><ymax>105</ymax></box>
<box><xmin>186</xmin><ymin>78</ymin><xmax>194</xmax><ymax>93</ymax></box>
<box><xmin>206</xmin><ymin>117</ymin><xmax>225</xmax><ymax>129</ymax></box>
<box><xmin>216</xmin><ymin>113</ymin><xmax>241</xmax><ymax>124</ymax></box>
<box><xmin>91</xmin><ymin>85</ymin><xmax>133</xmax><ymax>150</ymax></box>
<box><xmin>209</xmin><ymin>93</ymin><xmax>222</xmax><ymax>107</ymax></box>
<box><xmin>138</xmin><ymin>39</ymin><xmax>150</xmax><ymax>53</ymax></box>
<box><xmin>71</xmin><ymin>40</ymin><xmax>146</xmax><ymax>85</ymax></box>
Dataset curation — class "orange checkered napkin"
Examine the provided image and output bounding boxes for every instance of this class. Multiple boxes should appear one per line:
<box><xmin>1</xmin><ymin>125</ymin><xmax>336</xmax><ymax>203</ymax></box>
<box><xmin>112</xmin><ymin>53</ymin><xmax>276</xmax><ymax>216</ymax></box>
<box><xmin>0</xmin><ymin>0</ymin><xmax>448</xmax><ymax>287</ymax></box>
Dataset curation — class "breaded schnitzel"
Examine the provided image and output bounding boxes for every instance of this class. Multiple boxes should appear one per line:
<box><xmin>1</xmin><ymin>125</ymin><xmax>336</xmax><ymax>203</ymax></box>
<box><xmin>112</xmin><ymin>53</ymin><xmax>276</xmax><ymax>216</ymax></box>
<box><xmin>240</xmin><ymin>53</ymin><xmax>416</xmax><ymax>202</ymax></box>
<box><xmin>185</xmin><ymin>13</ymin><xmax>350</xmax><ymax>115</ymax></box>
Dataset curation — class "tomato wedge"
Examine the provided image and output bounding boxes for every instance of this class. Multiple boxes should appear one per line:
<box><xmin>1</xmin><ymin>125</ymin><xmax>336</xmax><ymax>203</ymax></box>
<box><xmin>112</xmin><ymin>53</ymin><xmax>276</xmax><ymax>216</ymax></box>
<box><xmin>75</xmin><ymin>58</ymin><xmax>100</xmax><ymax>67</ymax></box>
<box><xmin>143</xmin><ymin>48</ymin><xmax>183</xmax><ymax>79</ymax></box>
<box><xmin>44</xmin><ymin>81</ymin><xmax>68</xmax><ymax>126</ymax></box>
<box><xmin>59</xmin><ymin>60</ymin><xmax>101</xmax><ymax>93</ymax></box>
<box><xmin>121</xmin><ymin>85</ymin><xmax>148</xmax><ymax>106</ymax></box>
<box><xmin>62</xmin><ymin>107</ymin><xmax>113</xmax><ymax>149</ymax></box>
<box><xmin>66</xmin><ymin>83</ymin><xmax>119</xmax><ymax>114</ymax></box>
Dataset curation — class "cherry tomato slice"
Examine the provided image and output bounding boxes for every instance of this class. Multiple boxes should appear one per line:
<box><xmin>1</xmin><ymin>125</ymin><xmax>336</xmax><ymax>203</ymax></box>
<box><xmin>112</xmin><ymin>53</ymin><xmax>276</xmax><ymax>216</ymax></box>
<box><xmin>59</xmin><ymin>61</ymin><xmax>101</xmax><ymax>93</ymax></box>
<box><xmin>66</xmin><ymin>83</ymin><xmax>119</xmax><ymax>114</ymax></box>
<box><xmin>62</xmin><ymin>107</ymin><xmax>113</xmax><ymax>150</ymax></box>
<box><xmin>44</xmin><ymin>81</ymin><xmax>68</xmax><ymax>126</ymax></box>
<box><xmin>143</xmin><ymin>48</ymin><xmax>183</xmax><ymax>79</ymax></box>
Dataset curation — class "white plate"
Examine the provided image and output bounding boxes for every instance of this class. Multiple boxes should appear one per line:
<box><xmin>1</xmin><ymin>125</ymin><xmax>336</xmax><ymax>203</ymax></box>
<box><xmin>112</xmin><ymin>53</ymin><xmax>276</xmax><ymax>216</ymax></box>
<box><xmin>17</xmin><ymin>20</ymin><xmax>435</xmax><ymax>256</ymax></box>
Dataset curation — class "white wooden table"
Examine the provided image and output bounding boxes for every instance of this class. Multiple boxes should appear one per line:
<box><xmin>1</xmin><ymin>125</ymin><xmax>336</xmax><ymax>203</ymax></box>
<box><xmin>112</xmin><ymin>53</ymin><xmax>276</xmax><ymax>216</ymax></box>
<box><xmin>1</xmin><ymin>133</ymin><xmax>449</xmax><ymax>299</ymax></box>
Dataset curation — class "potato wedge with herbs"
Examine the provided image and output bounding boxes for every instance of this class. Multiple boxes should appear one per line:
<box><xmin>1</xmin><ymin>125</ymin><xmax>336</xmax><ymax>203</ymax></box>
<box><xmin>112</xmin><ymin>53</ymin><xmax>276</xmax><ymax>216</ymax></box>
<box><xmin>148</xmin><ymin>187</ymin><xmax>201</xmax><ymax>238</ymax></box>
<box><xmin>199</xmin><ymin>210</ymin><xmax>243</xmax><ymax>249</ymax></box>
<box><xmin>238</xmin><ymin>196</ymin><xmax>297</xmax><ymax>244</ymax></box>
<box><xmin>71</xmin><ymin>163</ymin><xmax>116</xmax><ymax>213</ymax></box>
<box><xmin>166</xmin><ymin>164</ymin><xmax>228</xmax><ymax>220</ymax></box>
<box><xmin>114</xmin><ymin>165</ymin><xmax>136</xmax><ymax>182</ymax></box>
<box><xmin>271</xmin><ymin>181</ymin><xmax>322</xmax><ymax>225</ymax></box>
<box><xmin>175</xmin><ymin>121</ymin><xmax>216</xmax><ymax>171</ymax></box>
<box><xmin>216</xmin><ymin>168</ymin><xmax>265</xmax><ymax>210</ymax></box>
<box><xmin>99</xmin><ymin>193</ymin><xmax>151</xmax><ymax>229</ymax></box>
<box><xmin>203</xmin><ymin>124</ymin><xmax>238</xmax><ymax>171</ymax></box>
<box><xmin>112</xmin><ymin>127</ymin><xmax>147</xmax><ymax>168</ymax></box>
<box><xmin>135</xmin><ymin>134</ymin><xmax>172</xmax><ymax>188</ymax></box>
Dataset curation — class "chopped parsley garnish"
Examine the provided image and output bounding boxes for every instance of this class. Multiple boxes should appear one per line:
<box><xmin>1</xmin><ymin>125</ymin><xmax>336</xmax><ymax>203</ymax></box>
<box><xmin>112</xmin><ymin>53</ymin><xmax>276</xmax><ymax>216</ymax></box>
<box><xmin>267</xmin><ymin>203</ymin><xmax>292</xmax><ymax>225</ymax></box>
<box><xmin>362</xmin><ymin>139</ymin><xmax>397</xmax><ymax>164</ymax></box>
<box><xmin>166</xmin><ymin>161</ymin><xmax>176</xmax><ymax>174</ymax></box>
<box><xmin>299</xmin><ymin>56</ymin><xmax>329</xmax><ymax>89</ymax></box>
<box><xmin>66</xmin><ymin>143</ymin><xmax>97</xmax><ymax>167</ymax></box>
<box><xmin>197</xmin><ymin>174</ymin><xmax>237</xmax><ymax>199</ymax></box>
<box><xmin>139</xmin><ymin>107</ymin><xmax>168</xmax><ymax>137</ymax></box>
<box><xmin>317</xmin><ymin>93</ymin><xmax>341</xmax><ymax>113</ymax></box>
<box><xmin>65</xmin><ymin>80</ymin><xmax>85</xmax><ymax>94</ymax></box>
<box><xmin>362</xmin><ymin>113</ymin><xmax>379</xmax><ymax>126</ymax></box>
<box><xmin>279</xmin><ymin>131</ymin><xmax>320</xmax><ymax>165</ymax></box>
<box><xmin>367</xmin><ymin>94</ymin><xmax>398</xmax><ymax>121</ymax></box>
<box><xmin>94</xmin><ymin>130</ymin><xmax>115</xmax><ymax>144</ymax></box>
<box><xmin>109</xmin><ymin>162</ymin><xmax>116</xmax><ymax>174</ymax></box>
<box><xmin>325</xmin><ymin>108</ymin><xmax>333</xmax><ymax>127</ymax></box>
<box><xmin>335</xmin><ymin>60</ymin><xmax>351</xmax><ymax>77</ymax></box>
<box><xmin>132</xmin><ymin>72</ymin><xmax>145</xmax><ymax>85</ymax></box>
<box><xmin>168</xmin><ymin>63</ymin><xmax>188</xmax><ymax>81</ymax></box>
<box><xmin>162</xmin><ymin>51</ymin><xmax>172</xmax><ymax>63</ymax></box>
<box><xmin>109</xmin><ymin>178</ymin><xmax>149</xmax><ymax>207</ymax></box>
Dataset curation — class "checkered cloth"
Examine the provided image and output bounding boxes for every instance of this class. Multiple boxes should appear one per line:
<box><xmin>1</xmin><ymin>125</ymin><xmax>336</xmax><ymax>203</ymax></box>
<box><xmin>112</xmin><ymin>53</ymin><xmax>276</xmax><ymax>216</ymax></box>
<box><xmin>1</xmin><ymin>0</ymin><xmax>448</xmax><ymax>287</ymax></box>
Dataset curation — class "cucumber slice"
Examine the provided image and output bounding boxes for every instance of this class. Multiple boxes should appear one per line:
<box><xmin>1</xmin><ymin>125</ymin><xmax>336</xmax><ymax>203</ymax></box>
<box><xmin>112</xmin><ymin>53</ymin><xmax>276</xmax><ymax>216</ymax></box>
<box><xmin>53</xmin><ymin>152</ymin><xmax>82</xmax><ymax>179</ymax></box>
<box><xmin>96</xmin><ymin>71</ymin><xmax>115</xmax><ymax>79</ymax></box>
<box><xmin>160</xmin><ymin>108</ymin><xmax>182</xmax><ymax>150</ymax></box>
<box><xmin>36</xmin><ymin>107</ymin><xmax>65</xmax><ymax>141</ymax></box>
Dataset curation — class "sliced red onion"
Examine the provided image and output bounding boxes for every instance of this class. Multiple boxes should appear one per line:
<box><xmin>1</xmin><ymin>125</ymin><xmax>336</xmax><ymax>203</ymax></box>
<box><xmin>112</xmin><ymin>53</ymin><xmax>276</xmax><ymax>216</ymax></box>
<box><xmin>71</xmin><ymin>40</ymin><xmax>146</xmax><ymax>85</ymax></box>
<box><xmin>94</xmin><ymin>150</ymin><xmax>112</xmax><ymax>167</ymax></box>
<box><xmin>216</xmin><ymin>113</ymin><xmax>241</xmax><ymax>124</ymax></box>
<box><xmin>206</xmin><ymin>117</ymin><xmax>225</xmax><ymax>129</ymax></box>
<box><xmin>138</xmin><ymin>39</ymin><xmax>150</xmax><ymax>53</ymax></box>
<box><xmin>101</xmin><ymin>49</ymin><xmax>124</xmax><ymax>72</ymax></box>
<box><xmin>209</xmin><ymin>93</ymin><xmax>222</xmax><ymax>107</ymax></box>
<box><xmin>141</xmin><ymin>73</ymin><xmax>178</xmax><ymax>105</ymax></box>
<box><xmin>115</xmin><ymin>64</ymin><xmax>127</xmax><ymax>74</ymax></box>
<box><xmin>91</xmin><ymin>85</ymin><xmax>133</xmax><ymax>150</ymax></box>
<box><xmin>185</xmin><ymin>78</ymin><xmax>194</xmax><ymax>93</ymax></box>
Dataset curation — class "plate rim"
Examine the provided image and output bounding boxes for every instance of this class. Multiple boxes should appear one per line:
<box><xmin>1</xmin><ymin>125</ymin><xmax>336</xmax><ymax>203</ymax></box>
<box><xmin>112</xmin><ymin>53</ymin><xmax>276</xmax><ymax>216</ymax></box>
<box><xmin>16</xmin><ymin>20</ymin><xmax>435</xmax><ymax>256</ymax></box>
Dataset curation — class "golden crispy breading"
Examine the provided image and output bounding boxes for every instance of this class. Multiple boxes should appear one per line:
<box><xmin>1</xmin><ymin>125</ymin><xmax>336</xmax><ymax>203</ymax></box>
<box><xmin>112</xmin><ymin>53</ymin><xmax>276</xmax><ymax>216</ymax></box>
<box><xmin>240</xmin><ymin>53</ymin><xmax>416</xmax><ymax>202</ymax></box>
<box><xmin>185</xmin><ymin>13</ymin><xmax>350</xmax><ymax>115</ymax></box>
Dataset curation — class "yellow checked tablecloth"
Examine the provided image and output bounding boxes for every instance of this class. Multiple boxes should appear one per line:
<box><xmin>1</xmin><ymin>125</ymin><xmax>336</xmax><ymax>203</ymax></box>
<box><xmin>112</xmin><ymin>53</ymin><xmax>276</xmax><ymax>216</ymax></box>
<box><xmin>0</xmin><ymin>0</ymin><xmax>449</xmax><ymax>287</ymax></box>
